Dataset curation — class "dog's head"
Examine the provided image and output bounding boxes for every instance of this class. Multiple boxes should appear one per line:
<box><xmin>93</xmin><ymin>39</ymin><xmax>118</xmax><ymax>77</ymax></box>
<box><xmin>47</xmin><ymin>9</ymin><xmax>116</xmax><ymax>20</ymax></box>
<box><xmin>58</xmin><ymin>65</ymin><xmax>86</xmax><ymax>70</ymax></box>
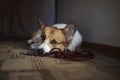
<box><xmin>37</xmin><ymin>20</ymin><xmax>77</xmax><ymax>53</ymax></box>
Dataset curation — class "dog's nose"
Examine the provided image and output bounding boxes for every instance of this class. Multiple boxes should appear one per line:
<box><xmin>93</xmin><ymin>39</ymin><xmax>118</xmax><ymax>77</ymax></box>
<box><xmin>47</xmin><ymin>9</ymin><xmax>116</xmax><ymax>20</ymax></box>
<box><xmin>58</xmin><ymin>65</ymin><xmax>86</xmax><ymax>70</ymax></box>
<box><xmin>37</xmin><ymin>48</ymin><xmax>44</xmax><ymax>54</ymax></box>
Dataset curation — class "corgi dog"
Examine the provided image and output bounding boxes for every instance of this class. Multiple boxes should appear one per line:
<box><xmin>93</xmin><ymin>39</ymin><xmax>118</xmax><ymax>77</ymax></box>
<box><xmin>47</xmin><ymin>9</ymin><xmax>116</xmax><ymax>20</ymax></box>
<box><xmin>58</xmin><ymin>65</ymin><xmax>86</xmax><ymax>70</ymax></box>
<box><xmin>28</xmin><ymin>20</ymin><xmax>82</xmax><ymax>54</ymax></box>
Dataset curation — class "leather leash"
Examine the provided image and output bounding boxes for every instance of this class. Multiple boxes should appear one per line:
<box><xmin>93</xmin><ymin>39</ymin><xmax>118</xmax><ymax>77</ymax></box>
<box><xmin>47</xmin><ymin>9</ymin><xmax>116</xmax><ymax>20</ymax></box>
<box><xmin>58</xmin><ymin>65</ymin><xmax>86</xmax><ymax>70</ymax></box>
<box><xmin>21</xmin><ymin>48</ymin><xmax>94</xmax><ymax>61</ymax></box>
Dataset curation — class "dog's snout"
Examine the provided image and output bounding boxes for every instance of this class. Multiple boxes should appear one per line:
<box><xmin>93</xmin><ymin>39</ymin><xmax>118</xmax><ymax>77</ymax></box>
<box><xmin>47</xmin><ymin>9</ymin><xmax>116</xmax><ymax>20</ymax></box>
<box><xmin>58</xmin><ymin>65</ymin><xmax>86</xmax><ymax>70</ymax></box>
<box><xmin>37</xmin><ymin>48</ymin><xmax>44</xmax><ymax>54</ymax></box>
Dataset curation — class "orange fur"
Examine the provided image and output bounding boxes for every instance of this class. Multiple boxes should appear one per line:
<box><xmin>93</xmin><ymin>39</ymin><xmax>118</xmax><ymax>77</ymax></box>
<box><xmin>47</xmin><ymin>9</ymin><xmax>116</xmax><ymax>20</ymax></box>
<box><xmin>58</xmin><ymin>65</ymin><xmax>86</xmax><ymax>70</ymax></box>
<box><xmin>43</xmin><ymin>27</ymin><xmax>68</xmax><ymax>51</ymax></box>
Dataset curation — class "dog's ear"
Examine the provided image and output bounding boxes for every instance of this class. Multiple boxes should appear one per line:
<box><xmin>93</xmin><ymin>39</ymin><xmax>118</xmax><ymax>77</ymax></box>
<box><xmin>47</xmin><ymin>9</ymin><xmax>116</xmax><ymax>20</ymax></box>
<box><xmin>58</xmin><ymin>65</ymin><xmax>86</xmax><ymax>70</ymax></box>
<box><xmin>63</xmin><ymin>21</ymin><xmax>77</xmax><ymax>40</ymax></box>
<box><xmin>37</xmin><ymin>20</ymin><xmax>45</xmax><ymax>29</ymax></box>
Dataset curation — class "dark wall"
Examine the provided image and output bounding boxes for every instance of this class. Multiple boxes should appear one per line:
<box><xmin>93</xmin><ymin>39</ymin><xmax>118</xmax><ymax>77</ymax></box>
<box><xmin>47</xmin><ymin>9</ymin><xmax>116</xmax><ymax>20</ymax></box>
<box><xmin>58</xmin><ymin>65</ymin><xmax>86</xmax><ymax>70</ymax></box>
<box><xmin>0</xmin><ymin>0</ymin><xmax>55</xmax><ymax>37</ymax></box>
<box><xmin>0</xmin><ymin>0</ymin><xmax>120</xmax><ymax>47</ymax></box>
<box><xmin>57</xmin><ymin>0</ymin><xmax>120</xmax><ymax>47</ymax></box>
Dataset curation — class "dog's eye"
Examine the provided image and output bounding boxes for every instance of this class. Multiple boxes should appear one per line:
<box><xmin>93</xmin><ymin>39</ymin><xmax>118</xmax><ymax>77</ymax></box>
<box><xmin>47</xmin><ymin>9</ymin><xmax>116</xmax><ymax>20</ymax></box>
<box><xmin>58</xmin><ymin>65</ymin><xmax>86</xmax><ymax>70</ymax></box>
<box><xmin>50</xmin><ymin>39</ymin><xmax>57</xmax><ymax>44</ymax></box>
<box><xmin>41</xmin><ymin>34</ymin><xmax>46</xmax><ymax>40</ymax></box>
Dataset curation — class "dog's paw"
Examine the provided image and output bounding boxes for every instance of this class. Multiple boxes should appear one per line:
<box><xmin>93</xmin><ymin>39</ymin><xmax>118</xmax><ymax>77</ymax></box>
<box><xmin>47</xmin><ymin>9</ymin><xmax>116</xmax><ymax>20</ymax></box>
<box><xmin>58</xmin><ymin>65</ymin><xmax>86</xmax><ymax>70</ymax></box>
<box><xmin>30</xmin><ymin>44</ymin><xmax>37</xmax><ymax>49</ymax></box>
<box><xmin>30</xmin><ymin>43</ymin><xmax>41</xmax><ymax>49</ymax></box>
<box><xmin>28</xmin><ymin>39</ymin><xmax>33</xmax><ymax>44</ymax></box>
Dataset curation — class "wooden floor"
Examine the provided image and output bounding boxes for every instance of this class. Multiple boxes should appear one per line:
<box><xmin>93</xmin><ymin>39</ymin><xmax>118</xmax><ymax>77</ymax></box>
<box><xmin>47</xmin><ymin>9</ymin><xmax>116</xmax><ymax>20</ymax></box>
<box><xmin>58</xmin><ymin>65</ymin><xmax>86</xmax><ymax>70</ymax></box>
<box><xmin>0</xmin><ymin>39</ymin><xmax>120</xmax><ymax>80</ymax></box>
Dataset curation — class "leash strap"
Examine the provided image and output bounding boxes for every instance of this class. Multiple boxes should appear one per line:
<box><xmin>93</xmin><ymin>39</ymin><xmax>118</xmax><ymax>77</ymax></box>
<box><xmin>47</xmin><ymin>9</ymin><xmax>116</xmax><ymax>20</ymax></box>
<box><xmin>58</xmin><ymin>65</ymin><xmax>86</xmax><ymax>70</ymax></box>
<box><xmin>21</xmin><ymin>48</ymin><xmax>94</xmax><ymax>61</ymax></box>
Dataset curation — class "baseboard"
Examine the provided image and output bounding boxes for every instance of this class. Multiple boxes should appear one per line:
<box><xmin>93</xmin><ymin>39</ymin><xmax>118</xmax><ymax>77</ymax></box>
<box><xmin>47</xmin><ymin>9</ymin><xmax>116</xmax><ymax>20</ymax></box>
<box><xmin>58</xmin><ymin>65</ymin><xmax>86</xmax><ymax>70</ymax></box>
<box><xmin>82</xmin><ymin>41</ymin><xmax>120</xmax><ymax>60</ymax></box>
